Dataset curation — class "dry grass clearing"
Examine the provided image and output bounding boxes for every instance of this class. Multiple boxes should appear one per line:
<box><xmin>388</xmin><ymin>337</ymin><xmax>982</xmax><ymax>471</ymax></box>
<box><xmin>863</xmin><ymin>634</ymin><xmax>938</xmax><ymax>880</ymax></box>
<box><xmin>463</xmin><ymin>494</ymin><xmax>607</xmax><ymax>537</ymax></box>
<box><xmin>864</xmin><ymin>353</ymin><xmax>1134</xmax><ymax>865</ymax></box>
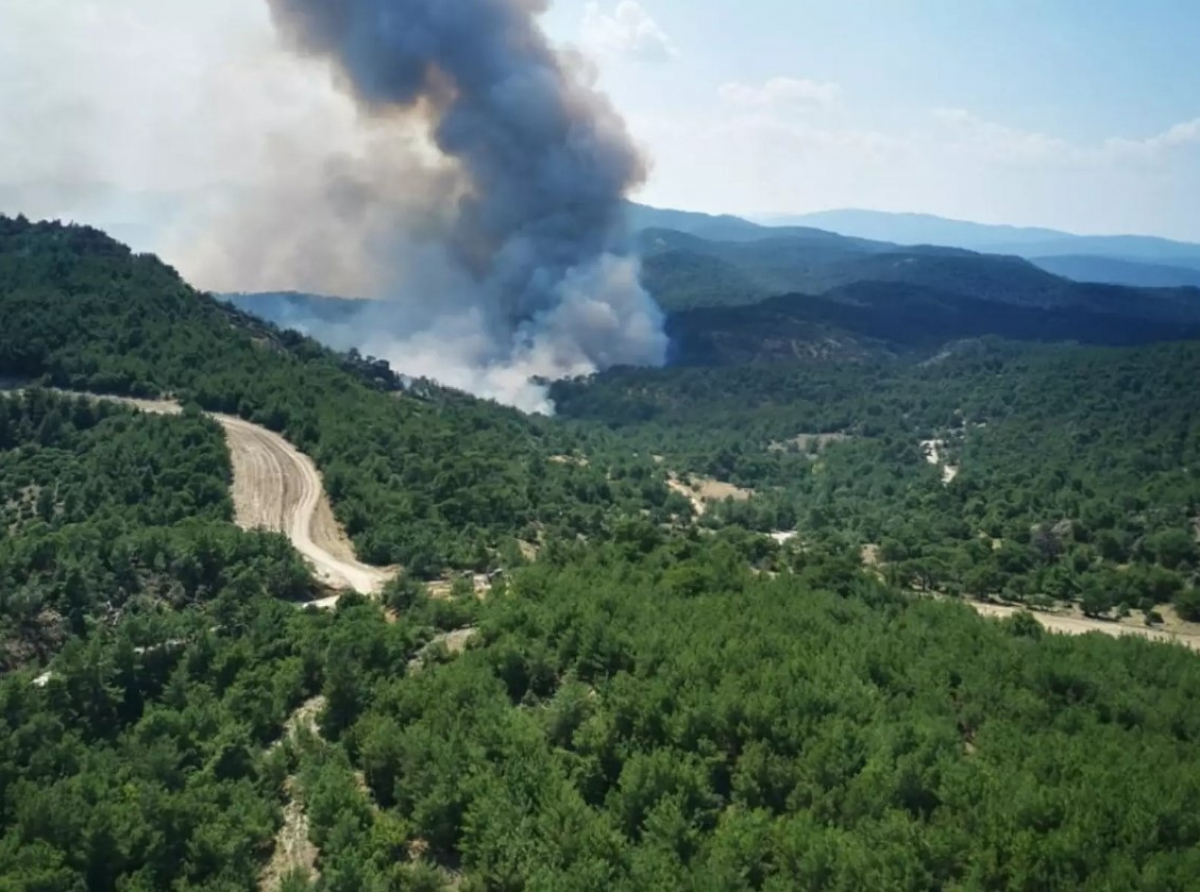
<box><xmin>667</xmin><ymin>473</ymin><xmax>754</xmax><ymax>516</ymax></box>
<box><xmin>768</xmin><ymin>433</ymin><xmax>851</xmax><ymax>454</ymax></box>
<box><xmin>548</xmin><ymin>454</ymin><xmax>590</xmax><ymax>467</ymax></box>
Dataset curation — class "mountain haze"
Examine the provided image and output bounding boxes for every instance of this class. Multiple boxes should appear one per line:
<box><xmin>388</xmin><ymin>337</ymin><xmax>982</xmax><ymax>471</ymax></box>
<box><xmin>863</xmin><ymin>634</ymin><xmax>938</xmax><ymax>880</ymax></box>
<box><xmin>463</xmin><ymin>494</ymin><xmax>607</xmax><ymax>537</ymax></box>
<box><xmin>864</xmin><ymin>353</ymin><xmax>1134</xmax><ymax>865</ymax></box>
<box><xmin>763</xmin><ymin>208</ymin><xmax>1200</xmax><ymax>272</ymax></box>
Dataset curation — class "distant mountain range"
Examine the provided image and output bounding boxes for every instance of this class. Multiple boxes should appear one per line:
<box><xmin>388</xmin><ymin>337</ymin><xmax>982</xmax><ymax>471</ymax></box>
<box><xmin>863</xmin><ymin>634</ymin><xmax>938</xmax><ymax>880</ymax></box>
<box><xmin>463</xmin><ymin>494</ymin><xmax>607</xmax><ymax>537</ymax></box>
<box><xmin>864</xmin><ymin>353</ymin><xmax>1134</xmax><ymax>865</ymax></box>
<box><xmin>228</xmin><ymin>201</ymin><xmax>1200</xmax><ymax>370</ymax></box>
<box><xmin>1028</xmin><ymin>255</ymin><xmax>1200</xmax><ymax>289</ymax></box>
<box><xmin>750</xmin><ymin>208</ymin><xmax>1200</xmax><ymax>285</ymax></box>
<box><xmin>630</xmin><ymin>214</ymin><xmax>1200</xmax><ymax>321</ymax></box>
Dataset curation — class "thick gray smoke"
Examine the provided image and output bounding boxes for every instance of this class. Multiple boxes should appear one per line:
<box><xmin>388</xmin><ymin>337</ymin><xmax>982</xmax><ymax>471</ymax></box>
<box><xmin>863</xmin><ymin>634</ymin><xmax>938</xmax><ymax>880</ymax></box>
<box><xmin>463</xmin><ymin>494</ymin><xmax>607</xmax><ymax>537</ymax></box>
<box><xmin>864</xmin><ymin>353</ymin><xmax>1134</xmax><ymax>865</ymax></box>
<box><xmin>222</xmin><ymin>0</ymin><xmax>667</xmax><ymax>411</ymax></box>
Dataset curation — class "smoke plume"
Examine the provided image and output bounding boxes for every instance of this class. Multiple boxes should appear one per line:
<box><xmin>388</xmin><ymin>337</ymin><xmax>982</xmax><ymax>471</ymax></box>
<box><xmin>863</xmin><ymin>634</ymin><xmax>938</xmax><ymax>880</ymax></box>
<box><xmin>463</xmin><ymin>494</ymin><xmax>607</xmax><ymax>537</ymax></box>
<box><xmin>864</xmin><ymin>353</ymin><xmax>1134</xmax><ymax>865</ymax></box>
<box><xmin>186</xmin><ymin>0</ymin><xmax>667</xmax><ymax>411</ymax></box>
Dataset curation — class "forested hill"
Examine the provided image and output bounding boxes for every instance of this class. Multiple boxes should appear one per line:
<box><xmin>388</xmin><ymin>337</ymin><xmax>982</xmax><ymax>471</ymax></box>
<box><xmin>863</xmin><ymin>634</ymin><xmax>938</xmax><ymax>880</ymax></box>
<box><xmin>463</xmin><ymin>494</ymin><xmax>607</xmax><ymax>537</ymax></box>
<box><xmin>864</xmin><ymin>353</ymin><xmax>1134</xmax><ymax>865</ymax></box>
<box><xmin>639</xmin><ymin>224</ymin><xmax>1200</xmax><ymax>326</ymax></box>
<box><xmin>667</xmin><ymin>282</ymin><xmax>1200</xmax><ymax>365</ymax></box>
<box><xmin>5</xmin><ymin>214</ymin><xmax>1200</xmax><ymax>890</ymax></box>
<box><xmin>552</xmin><ymin>336</ymin><xmax>1200</xmax><ymax>623</ymax></box>
<box><xmin>0</xmin><ymin>215</ymin><xmax>672</xmax><ymax>574</ymax></box>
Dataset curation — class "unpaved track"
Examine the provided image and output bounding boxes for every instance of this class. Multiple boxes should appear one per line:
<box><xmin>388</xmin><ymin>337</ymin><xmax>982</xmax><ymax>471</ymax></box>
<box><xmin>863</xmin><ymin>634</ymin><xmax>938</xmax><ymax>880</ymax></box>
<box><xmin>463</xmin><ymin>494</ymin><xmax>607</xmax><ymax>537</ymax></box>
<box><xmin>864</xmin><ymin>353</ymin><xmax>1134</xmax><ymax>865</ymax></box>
<box><xmin>972</xmin><ymin>601</ymin><xmax>1200</xmax><ymax>651</ymax></box>
<box><xmin>215</xmin><ymin>414</ymin><xmax>391</xmax><ymax>595</ymax></box>
<box><xmin>11</xmin><ymin>389</ymin><xmax>392</xmax><ymax>596</ymax></box>
<box><xmin>262</xmin><ymin>696</ymin><xmax>326</xmax><ymax>892</ymax></box>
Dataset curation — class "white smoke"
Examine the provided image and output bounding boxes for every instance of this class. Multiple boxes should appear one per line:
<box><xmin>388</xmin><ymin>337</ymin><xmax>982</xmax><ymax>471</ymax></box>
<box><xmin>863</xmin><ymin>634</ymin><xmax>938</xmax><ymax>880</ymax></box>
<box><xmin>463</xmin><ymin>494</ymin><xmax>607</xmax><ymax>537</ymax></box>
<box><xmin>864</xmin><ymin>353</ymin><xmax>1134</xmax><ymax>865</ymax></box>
<box><xmin>0</xmin><ymin>0</ymin><xmax>667</xmax><ymax>413</ymax></box>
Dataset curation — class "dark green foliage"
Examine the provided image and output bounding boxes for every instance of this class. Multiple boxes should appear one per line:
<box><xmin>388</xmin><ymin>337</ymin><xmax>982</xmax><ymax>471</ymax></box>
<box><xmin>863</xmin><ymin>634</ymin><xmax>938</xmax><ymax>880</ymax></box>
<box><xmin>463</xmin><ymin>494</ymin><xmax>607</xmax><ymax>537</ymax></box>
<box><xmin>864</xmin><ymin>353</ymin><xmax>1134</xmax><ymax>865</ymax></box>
<box><xmin>554</xmin><ymin>339</ymin><xmax>1200</xmax><ymax>616</ymax></box>
<box><xmin>5</xmin><ymin>215</ymin><xmax>1200</xmax><ymax>892</ymax></box>
<box><xmin>0</xmin><ymin>597</ymin><xmax>310</xmax><ymax>891</ymax></box>
<box><xmin>310</xmin><ymin>543</ymin><xmax>1200</xmax><ymax>890</ymax></box>
<box><xmin>665</xmin><ymin>283</ymin><xmax>1200</xmax><ymax>365</ymax></box>
<box><xmin>0</xmin><ymin>215</ymin><xmax>673</xmax><ymax>574</ymax></box>
<box><xmin>0</xmin><ymin>578</ymin><xmax>425</xmax><ymax>890</ymax></box>
<box><xmin>0</xmin><ymin>390</ymin><xmax>316</xmax><ymax>668</ymax></box>
<box><xmin>638</xmin><ymin>222</ymin><xmax>1200</xmax><ymax>326</ymax></box>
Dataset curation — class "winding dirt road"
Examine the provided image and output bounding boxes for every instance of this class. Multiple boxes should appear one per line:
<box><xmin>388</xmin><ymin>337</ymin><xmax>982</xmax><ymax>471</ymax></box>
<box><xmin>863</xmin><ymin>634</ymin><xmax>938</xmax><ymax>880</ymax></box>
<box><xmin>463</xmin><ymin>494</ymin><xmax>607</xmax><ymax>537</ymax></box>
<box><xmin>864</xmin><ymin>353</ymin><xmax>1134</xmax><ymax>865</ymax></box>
<box><xmin>9</xmin><ymin>389</ymin><xmax>393</xmax><ymax>596</ymax></box>
<box><xmin>214</xmin><ymin>414</ymin><xmax>392</xmax><ymax>595</ymax></box>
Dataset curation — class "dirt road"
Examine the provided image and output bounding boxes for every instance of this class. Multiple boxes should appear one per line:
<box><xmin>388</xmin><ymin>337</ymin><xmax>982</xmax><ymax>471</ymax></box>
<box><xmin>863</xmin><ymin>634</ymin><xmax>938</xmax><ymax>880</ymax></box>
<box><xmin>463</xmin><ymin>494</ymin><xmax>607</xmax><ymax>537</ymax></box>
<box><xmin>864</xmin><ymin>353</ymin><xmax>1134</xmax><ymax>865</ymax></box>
<box><xmin>7</xmin><ymin>388</ymin><xmax>392</xmax><ymax>596</ymax></box>
<box><xmin>971</xmin><ymin>601</ymin><xmax>1200</xmax><ymax>651</ymax></box>
<box><xmin>667</xmin><ymin>471</ymin><xmax>753</xmax><ymax>516</ymax></box>
<box><xmin>215</xmin><ymin>414</ymin><xmax>392</xmax><ymax>595</ymax></box>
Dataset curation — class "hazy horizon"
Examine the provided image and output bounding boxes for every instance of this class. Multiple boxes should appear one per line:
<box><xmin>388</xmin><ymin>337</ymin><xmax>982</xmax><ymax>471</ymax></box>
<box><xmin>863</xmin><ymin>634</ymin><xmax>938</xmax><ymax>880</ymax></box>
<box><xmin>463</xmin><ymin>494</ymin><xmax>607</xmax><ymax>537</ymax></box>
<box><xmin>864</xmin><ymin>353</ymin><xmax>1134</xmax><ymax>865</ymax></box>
<box><xmin>1</xmin><ymin>0</ymin><xmax>1198</xmax><ymax>254</ymax></box>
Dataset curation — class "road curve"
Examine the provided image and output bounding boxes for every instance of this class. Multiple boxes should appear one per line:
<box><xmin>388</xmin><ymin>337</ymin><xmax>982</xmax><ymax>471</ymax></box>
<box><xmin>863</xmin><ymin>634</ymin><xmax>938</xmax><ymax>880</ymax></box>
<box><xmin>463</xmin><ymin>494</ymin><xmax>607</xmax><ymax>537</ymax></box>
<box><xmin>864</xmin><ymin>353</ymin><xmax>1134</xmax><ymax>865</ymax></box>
<box><xmin>213</xmin><ymin>414</ymin><xmax>393</xmax><ymax>595</ymax></box>
<box><xmin>16</xmin><ymin>390</ymin><xmax>394</xmax><ymax>596</ymax></box>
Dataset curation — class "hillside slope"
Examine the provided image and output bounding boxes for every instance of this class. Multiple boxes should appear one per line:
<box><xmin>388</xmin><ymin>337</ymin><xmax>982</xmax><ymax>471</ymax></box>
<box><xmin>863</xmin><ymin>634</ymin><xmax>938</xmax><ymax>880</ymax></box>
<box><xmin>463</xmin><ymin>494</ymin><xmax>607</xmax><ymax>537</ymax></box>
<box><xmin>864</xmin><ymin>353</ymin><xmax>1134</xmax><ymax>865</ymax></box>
<box><xmin>0</xmin><ymin>389</ymin><xmax>317</xmax><ymax>668</ymax></box>
<box><xmin>641</xmin><ymin>226</ymin><xmax>1200</xmax><ymax>322</ymax></box>
<box><xmin>5</xmin><ymin>216</ymin><xmax>1200</xmax><ymax>892</ymax></box>
<box><xmin>1031</xmin><ymin>254</ymin><xmax>1200</xmax><ymax>289</ymax></box>
<box><xmin>0</xmin><ymin>216</ymin><xmax>672</xmax><ymax>574</ymax></box>
<box><xmin>666</xmin><ymin>282</ymin><xmax>1200</xmax><ymax>365</ymax></box>
<box><xmin>552</xmin><ymin>335</ymin><xmax>1200</xmax><ymax>624</ymax></box>
<box><xmin>769</xmin><ymin>208</ymin><xmax>1200</xmax><ymax>270</ymax></box>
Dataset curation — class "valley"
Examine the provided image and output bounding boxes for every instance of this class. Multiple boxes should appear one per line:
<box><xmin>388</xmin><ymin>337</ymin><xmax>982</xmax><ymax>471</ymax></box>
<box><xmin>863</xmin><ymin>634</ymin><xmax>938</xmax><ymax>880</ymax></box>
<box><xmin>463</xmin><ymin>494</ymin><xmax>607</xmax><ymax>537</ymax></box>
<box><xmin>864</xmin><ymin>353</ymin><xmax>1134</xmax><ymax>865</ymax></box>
<box><xmin>5</xmin><ymin>0</ymin><xmax>1200</xmax><ymax>887</ymax></box>
<box><xmin>3</xmin><ymin>216</ymin><xmax>1200</xmax><ymax>889</ymax></box>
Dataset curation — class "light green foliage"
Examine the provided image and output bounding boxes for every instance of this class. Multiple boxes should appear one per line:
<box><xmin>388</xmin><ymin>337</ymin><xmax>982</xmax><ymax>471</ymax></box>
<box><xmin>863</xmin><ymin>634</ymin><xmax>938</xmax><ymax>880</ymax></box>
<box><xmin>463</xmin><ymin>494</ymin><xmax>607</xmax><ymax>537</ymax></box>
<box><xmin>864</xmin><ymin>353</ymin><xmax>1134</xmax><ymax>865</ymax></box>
<box><xmin>553</xmin><ymin>339</ymin><xmax>1200</xmax><ymax>615</ymax></box>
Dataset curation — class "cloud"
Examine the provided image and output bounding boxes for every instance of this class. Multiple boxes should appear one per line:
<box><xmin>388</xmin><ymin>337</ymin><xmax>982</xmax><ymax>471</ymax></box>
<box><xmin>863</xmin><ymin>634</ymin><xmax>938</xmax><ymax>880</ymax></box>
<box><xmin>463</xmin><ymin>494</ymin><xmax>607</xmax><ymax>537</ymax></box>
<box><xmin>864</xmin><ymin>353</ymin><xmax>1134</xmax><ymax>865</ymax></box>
<box><xmin>581</xmin><ymin>1</ymin><xmax>679</xmax><ymax>63</ymax></box>
<box><xmin>634</xmin><ymin>94</ymin><xmax>1200</xmax><ymax>240</ymax></box>
<box><xmin>932</xmin><ymin>108</ymin><xmax>1200</xmax><ymax>170</ymax></box>
<box><xmin>1104</xmin><ymin>117</ymin><xmax>1200</xmax><ymax>162</ymax></box>
<box><xmin>930</xmin><ymin>107</ymin><xmax>1075</xmax><ymax>166</ymax></box>
<box><xmin>718</xmin><ymin>77</ymin><xmax>841</xmax><ymax>109</ymax></box>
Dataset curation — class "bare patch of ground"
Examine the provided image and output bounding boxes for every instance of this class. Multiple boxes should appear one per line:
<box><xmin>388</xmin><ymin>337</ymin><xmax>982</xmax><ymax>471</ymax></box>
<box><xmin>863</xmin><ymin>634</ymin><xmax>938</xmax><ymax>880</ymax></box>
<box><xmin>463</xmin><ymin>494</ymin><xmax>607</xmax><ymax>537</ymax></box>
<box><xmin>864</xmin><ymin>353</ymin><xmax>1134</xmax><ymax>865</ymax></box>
<box><xmin>920</xmin><ymin>439</ymin><xmax>959</xmax><ymax>485</ymax></box>
<box><xmin>971</xmin><ymin>601</ymin><xmax>1200</xmax><ymax>651</ymax></box>
<box><xmin>667</xmin><ymin>472</ymin><xmax>754</xmax><ymax>516</ymax></box>
<box><xmin>261</xmin><ymin>696</ymin><xmax>326</xmax><ymax>892</ymax></box>
<box><xmin>548</xmin><ymin>454</ymin><xmax>590</xmax><ymax>467</ymax></box>
<box><xmin>427</xmin><ymin>573</ymin><xmax>495</xmax><ymax>602</ymax></box>
<box><xmin>860</xmin><ymin>544</ymin><xmax>882</xmax><ymax>567</ymax></box>
<box><xmin>408</xmin><ymin>627</ymin><xmax>480</xmax><ymax>673</ymax></box>
<box><xmin>769</xmin><ymin>433</ymin><xmax>850</xmax><ymax>454</ymax></box>
<box><xmin>260</xmin><ymin>779</ymin><xmax>320</xmax><ymax>892</ymax></box>
<box><xmin>277</xmin><ymin>696</ymin><xmax>326</xmax><ymax>747</ymax></box>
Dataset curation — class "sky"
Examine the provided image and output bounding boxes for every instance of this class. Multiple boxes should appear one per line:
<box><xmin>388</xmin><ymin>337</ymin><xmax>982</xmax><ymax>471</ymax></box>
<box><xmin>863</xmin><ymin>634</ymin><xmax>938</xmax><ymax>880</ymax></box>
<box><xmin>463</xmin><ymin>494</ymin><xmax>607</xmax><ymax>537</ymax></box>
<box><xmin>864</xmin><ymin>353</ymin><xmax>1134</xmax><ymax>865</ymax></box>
<box><xmin>1</xmin><ymin>0</ymin><xmax>1198</xmax><ymax>256</ymax></box>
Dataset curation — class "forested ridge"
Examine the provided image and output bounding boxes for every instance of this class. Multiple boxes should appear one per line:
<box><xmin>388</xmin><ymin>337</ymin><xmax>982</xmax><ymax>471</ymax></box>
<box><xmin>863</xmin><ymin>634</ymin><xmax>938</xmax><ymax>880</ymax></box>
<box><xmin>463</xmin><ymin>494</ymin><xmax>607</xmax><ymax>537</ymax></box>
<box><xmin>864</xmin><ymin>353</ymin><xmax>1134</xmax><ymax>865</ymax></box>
<box><xmin>6</xmin><ymin>537</ymin><xmax>1200</xmax><ymax>889</ymax></box>
<box><xmin>554</xmin><ymin>338</ymin><xmax>1200</xmax><ymax>621</ymax></box>
<box><xmin>636</xmin><ymin>222</ymin><xmax>1200</xmax><ymax>324</ymax></box>
<box><xmin>4</xmin><ymin>215</ymin><xmax>1200</xmax><ymax>890</ymax></box>
<box><xmin>0</xmin><ymin>215</ymin><xmax>673</xmax><ymax>575</ymax></box>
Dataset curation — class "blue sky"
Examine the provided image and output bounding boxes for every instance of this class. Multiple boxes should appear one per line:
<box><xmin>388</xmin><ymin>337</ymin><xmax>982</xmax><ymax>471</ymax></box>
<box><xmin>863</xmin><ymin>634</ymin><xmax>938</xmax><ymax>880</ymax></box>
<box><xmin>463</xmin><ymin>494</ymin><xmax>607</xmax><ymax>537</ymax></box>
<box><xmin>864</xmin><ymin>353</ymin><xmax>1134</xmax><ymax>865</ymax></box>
<box><xmin>1</xmin><ymin>0</ymin><xmax>1198</xmax><ymax>244</ymax></box>
<box><xmin>545</xmin><ymin>0</ymin><xmax>1200</xmax><ymax>238</ymax></box>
